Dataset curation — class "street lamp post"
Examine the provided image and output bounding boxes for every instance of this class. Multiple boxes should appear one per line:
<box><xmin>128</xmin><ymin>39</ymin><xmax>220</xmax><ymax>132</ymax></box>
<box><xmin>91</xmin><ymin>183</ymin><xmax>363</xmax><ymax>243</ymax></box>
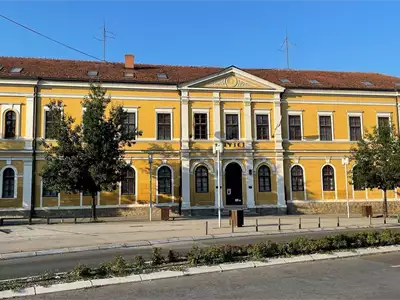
<box><xmin>342</xmin><ymin>157</ymin><xmax>350</xmax><ymax>218</ymax></box>
<box><xmin>215</xmin><ymin>143</ymin><xmax>222</xmax><ymax>228</ymax></box>
<box><xmin>148</xmin><ymin>154</ymin><xmax>153</xmax><ymax>222</ymax></box>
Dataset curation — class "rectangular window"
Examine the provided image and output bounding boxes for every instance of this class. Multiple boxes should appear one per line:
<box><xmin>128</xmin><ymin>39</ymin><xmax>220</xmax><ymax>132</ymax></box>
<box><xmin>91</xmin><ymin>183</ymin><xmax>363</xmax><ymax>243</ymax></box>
<box><xmin>319</xmin><ymin>116</ymin><xmax>332</xmax><ymax>141</ymax></box>
<box><xmin>378</xmin><ymin>116</ymin><xmax>390</xmax><ymax>128</ymax></box>
<box><xmin>256</xmin><ymin>115</ymin><xmax>269</xmax><ymax>140</ymax></box>
<box><xmin>42</xmin><ymin>183</ymin><xmax>57</xmax><ymax>197</ymax></box>
<box><xmin>349</xmin><ymin>116</ymin><xmax>362</xmax><ymax>141</ymax></box>
<box><xmin>45</xmin><ymin>111</ymin><xmax>55</xmax><ymax>139</ymax></box>
<box><xmin>157</xmin><ymin>113</ymin><xmax>171</xmax><ymax>140</ymax></box>
<box><xmin>194</xmin><ymin>113</ymin><xmax>208</xmax><ymax>140</ymax></box>
<box><xmin>124</xmin><ymin>112</ymin><xmax>136</xmax><ymax>139</ymax></box>
<box><xmin>289</xmin><ymin>115</ymin><xmax>302</xmax><ymax>140</ymax></box>
<box><xmin>225</xmin><ymin>114</ymin><xmax>239</xmax><ymax>140</ymax></box>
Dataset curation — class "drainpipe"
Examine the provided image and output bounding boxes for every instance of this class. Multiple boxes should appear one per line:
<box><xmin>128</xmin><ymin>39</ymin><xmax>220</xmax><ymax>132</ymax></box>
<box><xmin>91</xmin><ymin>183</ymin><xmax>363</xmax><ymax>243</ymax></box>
<box><xmin>29</xmin><ymin>78</ymin><xmax>40</xmax><ymax>219</ymax></box>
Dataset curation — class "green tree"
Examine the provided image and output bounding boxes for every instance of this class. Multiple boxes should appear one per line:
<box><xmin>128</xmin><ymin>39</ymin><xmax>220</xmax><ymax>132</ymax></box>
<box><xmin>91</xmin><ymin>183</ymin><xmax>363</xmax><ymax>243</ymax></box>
<box><xmin>350</xmin><ymin>124</ymin><xmax>400</xmax><ymax>217</ymax></box>
<box><xmin>40</xmin><ymin>84</ymin><xmax>140</xmax><ymax>220</ymax></box>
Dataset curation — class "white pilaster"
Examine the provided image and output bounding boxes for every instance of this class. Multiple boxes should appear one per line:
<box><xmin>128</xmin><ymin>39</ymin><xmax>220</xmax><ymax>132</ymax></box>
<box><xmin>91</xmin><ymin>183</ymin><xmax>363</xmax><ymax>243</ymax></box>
<box><xmin>273</xmin><ymin>97</ymin><xmax>283</xmax><ymax>150</ymax></box>
<box><xmin>276</xmin><ymin>154</ymin><xmax>286</xmax><ymax>207</ymax></box>
<box><xmin>25</xmin><ymin>96</ymin><xmax>34</xmax><ymax>149</ymax></box>
<box><xmin>244</xmin><ymin>93</ymin><xmax>252</xmax><ymax>149</ymax></box>
<box><xmin>22</xmin><ymin>160</ymin><xmax>33</xmax><ymax>209</ymax></box>
<box><xmin>181</xmin><ymin>157</ymin><xmax>191</xmax><ymax>209</ymax></box>
<box><xmin>245</xmin><ymin>158</ymin><xmax>255</xmax><ymax>208</ymax></box>
<box><xmin>181</xmin><ymin>91</ymin><xmax>189</xmax><ymax>150</ymax></box>
<box><xmin>213</xmin><ymin>156</ymin><xmax>223</xmax><ymax>209</ymax></box>
<box><xmin>213</xmin><ymin>92</ymin><xmax>221</xmax><ymax>140</ymax></box>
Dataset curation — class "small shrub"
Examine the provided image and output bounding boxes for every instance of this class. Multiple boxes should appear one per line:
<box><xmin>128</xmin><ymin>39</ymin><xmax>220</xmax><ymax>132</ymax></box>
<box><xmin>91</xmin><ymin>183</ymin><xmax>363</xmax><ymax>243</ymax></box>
<box><xmin>203</xmin><ymin>246</ymin><xmax>226</xmax><ymax>265</ymax></box>
<box><xmin>187</xmin><ymin>245</ymin><xmax>204</xmax><ymax>266</ymax></box>
<box><xmin>108</xmin><ymin>255</ymin><xmax>129</xmax><ymax>276</ymax></box>
<box><xmin>329</xmin><ymin>234</ymin><xmax>349</xmax><ymax>250</ymax></box>
<box><xmin>379</xmin><ymin>229</ymin><xmax>396</xmax><ymax>245</ymax></box>
<box><xmin>151</xmin><ymin>247</ymin><xmax>165</xmax><ymax>265</ymax></box>
<box><xmin>69</xmin><ymin>264</ymin><xmax>92</xmax><ymax>280</ymax></box>
<box><xmin>132</xmin><ymin>255</ymin><xmax>146</xmax><ymax>268</ymax></box>
<box><xmin>167</xmin><ymin>250</ymin><xmax>180</xmax><ymax>263</ymax></box>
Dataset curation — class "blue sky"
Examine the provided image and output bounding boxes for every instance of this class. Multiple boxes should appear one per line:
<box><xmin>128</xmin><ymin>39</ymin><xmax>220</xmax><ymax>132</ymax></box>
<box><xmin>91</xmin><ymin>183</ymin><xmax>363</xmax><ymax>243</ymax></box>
<box><xmin>1</xmin><ymin>1</ymin><xmax>400</xmax><ymax>76</ymax></box>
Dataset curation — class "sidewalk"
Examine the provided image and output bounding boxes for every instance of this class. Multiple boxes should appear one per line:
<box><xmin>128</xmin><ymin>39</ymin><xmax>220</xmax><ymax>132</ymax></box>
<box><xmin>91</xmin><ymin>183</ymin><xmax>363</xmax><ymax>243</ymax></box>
<box><xmin>0</xmin><ymin>215</ymin><xmax>398</xmax><ymax>256</ymax></box>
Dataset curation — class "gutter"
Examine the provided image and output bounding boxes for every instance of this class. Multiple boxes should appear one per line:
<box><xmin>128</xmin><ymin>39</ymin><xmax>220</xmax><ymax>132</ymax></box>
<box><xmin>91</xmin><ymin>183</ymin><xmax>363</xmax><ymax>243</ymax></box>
<box><xmin>29</xmin><ymin>78</ymin><xmax>40</xmax><ymax>219</ymax></box>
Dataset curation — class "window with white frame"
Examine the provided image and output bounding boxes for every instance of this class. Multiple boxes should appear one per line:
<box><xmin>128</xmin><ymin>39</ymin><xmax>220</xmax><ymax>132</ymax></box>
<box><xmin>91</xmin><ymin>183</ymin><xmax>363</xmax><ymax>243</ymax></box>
<box><xmin>121</xmin><ymin>167</ymin><xmax>135</xmax><ymax>195</ymax></box>
<box><xmin>348</xmin><ymin>114</ymin><xmax>362</xmax><ymax>141</ymax></box>
<box><xmin>256</xmin><ymin>114</ymin><xmax>270</xmax><ymax>140</ymax></box>
<box><xmin>4</xmin><ymin>111</ymin><xmax>16</xmax><ymax>139</ymax></box>
<box><xmin>377</xmin><ymin>113</ymin><xmax>391</xmax><ymax>130</ymax></box>
<box><xmin>194</xmin><ymin>113</ymin><xmax>208</xmax><ymax>140</ymax></box>
<box><xmin>158</xmin><ymin>166</ymin><xmax>172</xmax><ymax>195</ymax></box>
<box><xmin>124</xmin><ymin>112</ymin><xmax>136</xmax><ymax>139</ymax></box>
<box><xmin>288</xmin><ymin>114</ymin><xmax>302</xmax><ymax>140</ymax></box>
<box><xmin>322</xmin><ymin>165</ymin><xmax>335</xmax><ymax>191</ymax></box>
<box><xmin>318</xmin><ymin>114</ymin><xmax>333</xmax><ymax>141</ymax></box>
<box><xmin>156</xmin><ymin>110</ymin><xmax>172</xmax><ymax>140</ymax></box>
<box><xmin>225</xmin><ymin>114</ymin><xmax>239</xmax><ymax>140</ymax></box>
<box><xmin>2</xmin><ymin>168</ymin><xmax>15</xmax><ymax>198</ymax></box>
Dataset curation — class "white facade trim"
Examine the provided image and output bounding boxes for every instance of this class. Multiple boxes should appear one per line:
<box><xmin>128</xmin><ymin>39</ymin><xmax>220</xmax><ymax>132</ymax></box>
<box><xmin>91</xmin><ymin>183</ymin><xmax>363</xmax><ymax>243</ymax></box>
<box><xmin>254</xmin><ymin>159</ymin><xmax>276</xmax><ymax>173</ymax></box>
<box><xmin>190</xmin><ymin>160</ymin><xmax>214</xmax><ymax>174</ymax></box>
<box><xmin>22</xmin><ymin>160</ymin><xmax>32</xmax><ymax>209</ymax></box>
<box><xmin>285</xmin><ymin>88</ymin><xmax>399</xmax><ymax>97</ymax></box>
<box><xmin>0</xmin><ymin>104</ymin><xmax>21</xmax><ymax>139</ymax></box>
<box><xmin>222</xmin><ymin>160</ymin><xmax>246</xmax><ymax>174</ymax></box>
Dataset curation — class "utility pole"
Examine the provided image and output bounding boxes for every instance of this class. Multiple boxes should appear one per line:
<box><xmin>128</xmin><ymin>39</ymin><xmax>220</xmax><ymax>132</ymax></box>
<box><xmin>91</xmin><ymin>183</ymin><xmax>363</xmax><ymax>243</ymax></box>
<box><xmin>279</xmin><ymin>29</ymin><xmax>296</xmax><ymax>69</ymax></box>
<box><xmin>94</xmin><ymin>19</ymin><xmax>115</xmax><ymax>62</ymax></box>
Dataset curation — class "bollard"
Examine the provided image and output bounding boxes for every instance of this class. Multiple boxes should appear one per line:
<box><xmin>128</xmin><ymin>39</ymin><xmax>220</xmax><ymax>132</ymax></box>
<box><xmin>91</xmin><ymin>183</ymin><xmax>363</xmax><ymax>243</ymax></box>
<box><xmin>299</xmin><ymin>217</ymin><xmax>301</xmax><ymax>229</ymax></box>
<box><xmin>278</xmin><ymin>218</ymin><xmax>281</xmax><ymax>231</ymax></box>
<box><xmin>337</xmin><ymin>216</ymin><xmax>340</xmax><ymax>227</ymax></box>
<box><xmin>28</xmin><ymin>217</ymin><xmax>32</xmax><ymax>225</ymax></box>
<box><xmin>398</xmin><ymin>214</ymin><xmax>400</xmax><ymax>224</ymax></box>
<box><xmin>369</xmin><ymin>214</ymin><xmax>372</xmax><ymax>227</ymax></box>
<box><xmin>384</xmin><ymin>215</ymin><xmax>387</xmax><ymax>225</ymax></box>
<box><xmin>255</xmin><ymin>219</ymin><xmax>259</xmax><ymax>232</ymax></box>
<box><xmin>47</xmin><ymin>217</ymin><xmax>50</xmax><ymax>225</ymax></box>
<box><xmin>231</xmin><ymin>219</ymin><xmax>234</xmax><ymax>233</ymax></box>
<box><xmin>74</xmin><ymin>217</ymin><xmax>77</xmax><ymax>224</ymax></box>
<box><xmin>61</xmin><ymin>218</ymin><xmax>64</xmax><ymax>224</ymax></box>
<box><xmin>318</xmin><ymin>217</ymin><xmax>321</xmax><ymax>228</ymax></box>
<box><xmin>0</xmin><ymin>218</ymin><xmax>3</xmax><ymax>226</ymax></box>
<box><xmin>205</xmin><ymin>221</ymin><xmax>208</xmax><ymax>235</ymax></box>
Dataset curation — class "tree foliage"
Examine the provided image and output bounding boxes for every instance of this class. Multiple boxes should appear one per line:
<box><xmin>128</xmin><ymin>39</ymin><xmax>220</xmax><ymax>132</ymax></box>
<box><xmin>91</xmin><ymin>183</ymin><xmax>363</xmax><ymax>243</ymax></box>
<box><xmin>350</xmin><ymin>124</ymin><xmax>400</xmax><ymax>216</ymax></box>
<box><xmin>40</xmin><ymin>84</ymin><xmax>140</xmax><ymax>219</ymax></box>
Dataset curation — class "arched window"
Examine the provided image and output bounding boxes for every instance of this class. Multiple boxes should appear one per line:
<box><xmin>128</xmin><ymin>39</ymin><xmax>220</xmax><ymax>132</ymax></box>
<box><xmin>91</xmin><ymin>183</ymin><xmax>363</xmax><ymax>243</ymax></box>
<box><xmin>352</xmin><ymin>165</ymin><xmax>364</xmax><ymax>191</ymax></box>
<box><xmin>195</xmin><ymin>166</ymin><xmax>208</xmax><ymax>193</ymax></box>
<box><xmin>4</xmin><ymin>111</ymin><xmax>16</xmax><ymax>139</ymax></box>
<box><xmin>121</xmin><ymin>167</ymin><xmax>135</xmax><ymax>195</ymax></box>
<box><xmin>291</xmin><ymin>166</ymin><xmax>304</xmax><ymax>192</ymax></box>
<box><xmin>158</xmin><ymin>166</ymin><xmax>172</xmax><ymax>195</ymax></box>
<box><xmin>258</xmin><ymin>165</ymin><xmax>271</xmax><ymax>192</ymax></box>
<box><xmin>2</xmin><ymin>168</ymin><xmax>15</xmax><ymax>198</ymax></box>
<box><xmin>322</xmin><ymin>165</ymin><xmax>335</xmax><ymax>191</ymax></box>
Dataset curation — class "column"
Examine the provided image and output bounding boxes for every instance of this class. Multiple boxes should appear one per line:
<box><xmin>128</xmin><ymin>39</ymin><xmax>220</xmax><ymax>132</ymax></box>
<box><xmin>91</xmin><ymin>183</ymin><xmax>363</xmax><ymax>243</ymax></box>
<box><xmin>25</xmin><ymin>96</ymin><xmax>34</xmax><ymax>150</ymax></box>
<box><xmin>181</xmin><ymin>91</ymin><xmax>189</xmax><ymax>150</ymax></box>
<box><xmin>244</xmin><ymin>93</ymin><xmax>252</xmax><ymax>149</ymax></box>
<box><xmin>245</xmin><ymin>158</ymin><xmax>255</xmax><ymax>208</ymax></box>
<box><xmin>213</xmin><ymin>92</ymin><xmax>221</xmax><ymax>141</ymax></box>
<box><xmin>274</xmin><ymin>97</ymin><xmax>286</xmax><ymax>207</ymax></box>
<box><xmin>181</xmin><ymin>157</ymin><xmax>191</xmax><ymax>209</ymax></box>
<box><xmin>22</xmin><ymin>160</ymin><xmax>33</xmax><ymax>209</ymax></box>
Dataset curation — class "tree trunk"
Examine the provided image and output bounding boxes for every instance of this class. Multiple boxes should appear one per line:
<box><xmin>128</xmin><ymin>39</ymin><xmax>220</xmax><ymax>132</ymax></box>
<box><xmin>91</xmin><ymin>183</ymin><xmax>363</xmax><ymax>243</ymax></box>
<box><xmin>383</xmin><ymin>189</ymin><xmax>388</xmax><ymax>218</ymax></box>
<box><xmin>91</xmin><ymin>192</ymin><xmax>97</xmax><ymax>221</ymax></box>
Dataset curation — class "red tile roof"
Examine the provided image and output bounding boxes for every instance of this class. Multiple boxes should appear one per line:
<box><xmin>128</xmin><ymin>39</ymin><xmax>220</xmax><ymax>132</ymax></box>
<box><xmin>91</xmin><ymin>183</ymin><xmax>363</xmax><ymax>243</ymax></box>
<box><xmin>0</xmin><ymin>56</ymin><xmax>399</xmax><ymax>91</ymax></box>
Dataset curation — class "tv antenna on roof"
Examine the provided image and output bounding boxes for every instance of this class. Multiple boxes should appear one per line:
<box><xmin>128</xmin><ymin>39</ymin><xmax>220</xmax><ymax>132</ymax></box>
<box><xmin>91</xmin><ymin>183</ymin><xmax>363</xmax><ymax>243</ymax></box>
<box><xmin>279</xmin><ymin>29</ymin><xmax>297</xmax><ymax>69</ymax></box>
<box><xmin>94</xmin><ymin>18</ymin><xmax>116</xmax><ymax>62</ymax></box>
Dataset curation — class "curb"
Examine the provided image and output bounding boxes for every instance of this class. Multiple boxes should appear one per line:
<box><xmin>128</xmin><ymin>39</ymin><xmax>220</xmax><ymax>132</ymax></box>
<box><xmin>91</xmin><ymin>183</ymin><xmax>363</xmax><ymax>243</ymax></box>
<box><xmin>1</xmin><ymin>224</ymin><xmax>399</xmax><ymax>261</ymax></box>
<box><xmin>1</xmin><ymin>245</ymin><xmax>400</xmax><ymax>299</ymax></box>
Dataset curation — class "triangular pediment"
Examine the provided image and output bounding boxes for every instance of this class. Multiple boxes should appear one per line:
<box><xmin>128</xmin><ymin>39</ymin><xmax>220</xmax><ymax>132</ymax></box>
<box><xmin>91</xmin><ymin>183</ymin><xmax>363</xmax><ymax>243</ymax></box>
<box><xmin>179</xmin><ymin>66</ymin><xmax>284</xmax><ymax>92</ymax></box>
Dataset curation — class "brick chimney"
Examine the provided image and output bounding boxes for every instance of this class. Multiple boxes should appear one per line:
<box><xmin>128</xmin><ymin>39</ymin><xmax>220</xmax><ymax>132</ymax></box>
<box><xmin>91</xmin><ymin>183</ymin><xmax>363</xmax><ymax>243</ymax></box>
<box><xmin>125</xmin><ymin>54</ymin><xmax>134</xmax><ymax>69</ymax></box>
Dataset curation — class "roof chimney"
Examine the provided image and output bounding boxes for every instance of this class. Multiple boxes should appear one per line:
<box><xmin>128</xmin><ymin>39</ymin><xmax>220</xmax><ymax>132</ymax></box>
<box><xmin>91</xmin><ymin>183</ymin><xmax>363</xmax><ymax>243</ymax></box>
<box><xmin>125</xmin><ymin>54</ymin><xmax>134</xmax><ymax>69</ymax></box>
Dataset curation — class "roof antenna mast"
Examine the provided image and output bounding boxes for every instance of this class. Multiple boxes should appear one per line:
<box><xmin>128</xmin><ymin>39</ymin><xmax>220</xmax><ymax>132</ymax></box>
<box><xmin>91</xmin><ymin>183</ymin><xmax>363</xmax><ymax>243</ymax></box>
<box><xmin>94</xmin><ymin>18</ymin><xmax>116</xmax><ymax>62</ymax></box>
<box><xmin>279</xmin><ymin>29</ymin><xmax>296</xmax><ymax>69</ymax></box>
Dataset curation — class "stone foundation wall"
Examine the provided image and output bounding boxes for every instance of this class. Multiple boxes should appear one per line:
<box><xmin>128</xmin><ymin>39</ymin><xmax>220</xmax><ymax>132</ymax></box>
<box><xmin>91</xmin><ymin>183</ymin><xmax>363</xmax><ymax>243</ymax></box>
<box><xmin>287</xmin><ymin>201</ymin><xmax>400</xmax><ymax>215</ymax></box>
<box><xmin>0</xmin><ymin>207</ymin><xmax>162</xmax><ymax>220</ymax></box>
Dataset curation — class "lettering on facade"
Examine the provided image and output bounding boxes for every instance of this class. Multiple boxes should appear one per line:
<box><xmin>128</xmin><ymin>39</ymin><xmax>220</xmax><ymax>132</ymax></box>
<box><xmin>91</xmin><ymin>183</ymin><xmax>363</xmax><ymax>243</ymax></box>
<box><xmin>224</xmin><ymin>142</ymin><xmax>245</xmax><ymax>148</ymax></box>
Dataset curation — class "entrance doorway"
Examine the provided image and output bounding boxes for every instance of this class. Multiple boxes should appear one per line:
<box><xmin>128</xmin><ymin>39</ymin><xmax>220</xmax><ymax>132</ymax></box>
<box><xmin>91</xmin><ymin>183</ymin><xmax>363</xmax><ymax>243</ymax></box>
<box><xmin>225</xmin><ymin>162</ymin><xmax>243</xmax><ymax>205</ymax></box>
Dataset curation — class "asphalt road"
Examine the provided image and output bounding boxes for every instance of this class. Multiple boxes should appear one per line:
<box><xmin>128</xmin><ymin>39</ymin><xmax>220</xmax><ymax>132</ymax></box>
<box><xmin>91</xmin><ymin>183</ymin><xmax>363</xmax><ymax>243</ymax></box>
<box><xmin>1</xmin><ymin>227</ymin><xmax>399</xmax><ymax>280</ymax></box>
<box><xmin>22</xmin><ymin>251</ymin><xmax>400</xmax><ymax>299</ymax></box>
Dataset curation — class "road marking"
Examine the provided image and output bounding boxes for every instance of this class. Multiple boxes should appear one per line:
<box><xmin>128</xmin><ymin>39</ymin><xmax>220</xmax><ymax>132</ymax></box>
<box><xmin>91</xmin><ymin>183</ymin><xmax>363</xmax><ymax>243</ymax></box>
<box><xmin>391</xmin><ymin>265</ymin><xmax>400</xmax><ymax>268</ymax></box>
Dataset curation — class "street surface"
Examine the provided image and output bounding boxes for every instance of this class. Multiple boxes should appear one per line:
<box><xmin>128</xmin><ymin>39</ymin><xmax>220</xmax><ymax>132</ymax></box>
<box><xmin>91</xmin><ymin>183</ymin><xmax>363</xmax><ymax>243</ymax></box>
<box><xmin>23</xmin><ymin>251</ymin><xmax>400</xmax><ymax>299</ymax></box>
<box><xmin>1</xmin><ymin>227</ymin><xmax>399</xmax><ymax>280</ymax></box>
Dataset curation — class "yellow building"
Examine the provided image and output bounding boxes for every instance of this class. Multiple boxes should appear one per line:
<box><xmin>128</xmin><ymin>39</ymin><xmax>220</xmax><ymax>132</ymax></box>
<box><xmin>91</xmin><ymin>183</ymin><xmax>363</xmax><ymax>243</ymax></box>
<box><xmin>0</xmin><ymin>55</ymin><xmax>400</xmax><ymax>217</ymax></box>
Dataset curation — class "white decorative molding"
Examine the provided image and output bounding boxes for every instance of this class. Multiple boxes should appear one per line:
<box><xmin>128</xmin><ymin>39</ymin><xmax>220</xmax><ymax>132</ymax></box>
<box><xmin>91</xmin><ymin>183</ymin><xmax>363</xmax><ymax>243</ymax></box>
<box><xmin>245</xmin><ymin>158</ymin><xmax>255</xmax><ymax>208</ymax></box>
<box><xmin>181</xmin><ymin>157</ymin><xmax>190</xmax><ymax>209</ymax></box>
<box><xmin>23</xmin><ymin>160</ymin><xmax>33</xmax><ymax>209</ymax></box>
